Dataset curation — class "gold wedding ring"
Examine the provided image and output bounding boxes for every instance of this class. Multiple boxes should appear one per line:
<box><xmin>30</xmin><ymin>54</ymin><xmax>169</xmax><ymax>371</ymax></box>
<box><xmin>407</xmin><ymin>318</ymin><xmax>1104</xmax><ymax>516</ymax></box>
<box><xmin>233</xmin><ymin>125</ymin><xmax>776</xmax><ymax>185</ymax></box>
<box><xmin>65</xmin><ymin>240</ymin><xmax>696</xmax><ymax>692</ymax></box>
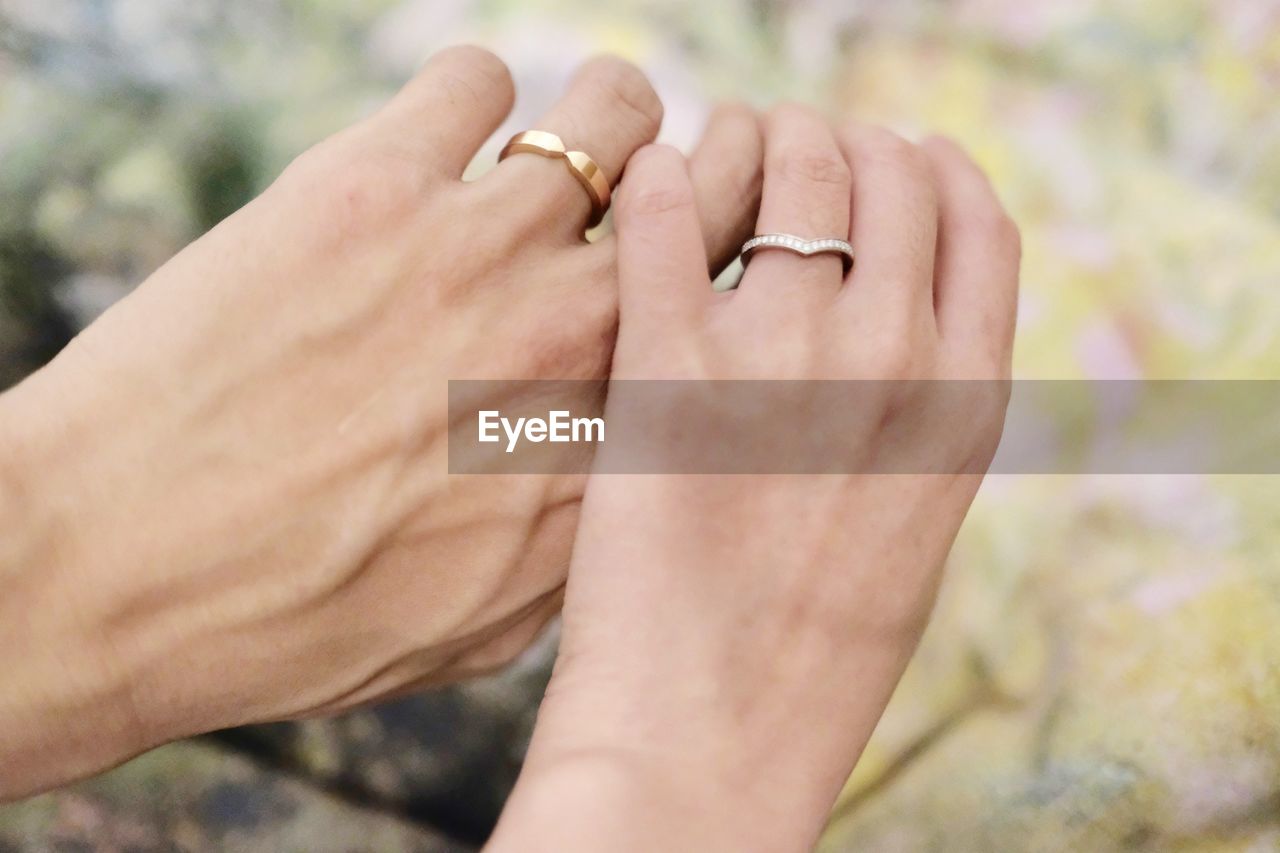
<box><xmin>499</xmin><ymin>130</ymin><xmax>612</xmax><ymax>228</ymax></box>
<box><xmin>499</xmin><ymin>129</ymin><xmax>565</xmax><ymax>159</ymax></box>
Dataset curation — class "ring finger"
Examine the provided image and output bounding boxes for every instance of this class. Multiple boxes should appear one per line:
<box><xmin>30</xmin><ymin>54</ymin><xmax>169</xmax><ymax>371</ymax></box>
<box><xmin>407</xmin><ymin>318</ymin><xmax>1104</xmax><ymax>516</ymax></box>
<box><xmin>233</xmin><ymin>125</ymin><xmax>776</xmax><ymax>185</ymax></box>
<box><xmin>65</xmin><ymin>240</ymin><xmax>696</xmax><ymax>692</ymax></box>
<box><xmin>736</xmin><ymin>104</ymin><xmax>851</xmax><ymax>303</ymax></box>
<box><xmin>481</xmin><ymin>55</ymin><xmax>664</xmax><ymax>243</ymax></box>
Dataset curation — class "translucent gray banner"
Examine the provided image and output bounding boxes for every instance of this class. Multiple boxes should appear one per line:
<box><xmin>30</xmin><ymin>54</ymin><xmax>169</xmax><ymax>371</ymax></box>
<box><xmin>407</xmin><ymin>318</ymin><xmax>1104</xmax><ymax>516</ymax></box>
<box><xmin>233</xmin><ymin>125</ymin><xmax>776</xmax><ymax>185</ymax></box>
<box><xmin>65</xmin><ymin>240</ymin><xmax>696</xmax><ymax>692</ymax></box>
<box><xmin>447</xmin><ymin>380</ymin><xmax>1280</xmax><ymax>474</ymax></box>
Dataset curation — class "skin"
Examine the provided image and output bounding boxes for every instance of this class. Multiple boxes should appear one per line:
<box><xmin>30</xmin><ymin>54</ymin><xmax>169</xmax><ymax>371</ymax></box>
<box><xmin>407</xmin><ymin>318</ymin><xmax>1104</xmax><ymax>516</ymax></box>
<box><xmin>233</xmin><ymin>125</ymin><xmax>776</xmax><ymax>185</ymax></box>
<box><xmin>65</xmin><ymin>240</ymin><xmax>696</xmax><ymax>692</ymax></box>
<box><xmin>490</xmin><ymin>108</ymin><xmax>1020</xmax><ymax>851</ymax></box>
<box><xmin>0</xmin><ymin>47</ymin><xmax>1020</xmax><ymax>849</ymax></box>
<box><xmin>0</xmin><ymin>47</ymin><xmax>766</xmax><ymax>799</ymax></box>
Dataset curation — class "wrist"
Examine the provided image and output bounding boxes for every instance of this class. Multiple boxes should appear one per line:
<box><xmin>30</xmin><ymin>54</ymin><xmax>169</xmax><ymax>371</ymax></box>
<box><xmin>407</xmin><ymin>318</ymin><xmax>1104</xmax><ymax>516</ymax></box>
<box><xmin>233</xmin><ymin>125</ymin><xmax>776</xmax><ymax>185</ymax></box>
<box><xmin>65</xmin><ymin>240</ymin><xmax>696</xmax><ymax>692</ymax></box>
<box><xmin>0</xmin><ymin>368</ymin><xmax>147</xmax><ymax>799</ymax></box>
<box><xmin>492</xmin><ymin>734</ymin><xmax>824</xmax><ymax>853</ymax></box>
<box><xmin>493</xmin><ymin>647</ymin><xmax>887</xmax><ymax>852</ymax></box>
<box><xmin>492</xmin><ymin>747</ymin><xmax>740</xmax><ymax>853</ymax></box>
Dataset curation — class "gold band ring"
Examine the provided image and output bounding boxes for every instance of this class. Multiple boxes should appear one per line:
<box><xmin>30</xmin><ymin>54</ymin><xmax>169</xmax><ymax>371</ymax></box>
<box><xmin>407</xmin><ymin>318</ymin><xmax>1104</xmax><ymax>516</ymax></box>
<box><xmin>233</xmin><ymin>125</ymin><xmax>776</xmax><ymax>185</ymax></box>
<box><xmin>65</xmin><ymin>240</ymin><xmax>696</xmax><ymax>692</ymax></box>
<box><xmin>499</xmin><ymin>129</ymin><xmax>565</xmax><ymax>159</ymax></box>
<box><xmin>499</xmin><ymin>130</ymin><xmax>612</xmax><ymax>228</ymax></box>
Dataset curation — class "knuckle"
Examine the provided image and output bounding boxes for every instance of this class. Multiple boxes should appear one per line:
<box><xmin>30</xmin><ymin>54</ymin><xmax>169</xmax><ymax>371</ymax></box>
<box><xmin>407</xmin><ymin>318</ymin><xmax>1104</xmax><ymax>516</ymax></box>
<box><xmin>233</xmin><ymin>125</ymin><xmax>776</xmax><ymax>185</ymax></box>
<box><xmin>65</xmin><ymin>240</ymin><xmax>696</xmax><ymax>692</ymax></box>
<box><xmin>919</xmin><ymin>132</ymin><xmax>950</xmax><ymax>151</ymax></box>
<box><xmin>418</xmin><ymin>45</ymin><xmax>516</xmax><ymax>116</ymax></box>
<box><xmin>868</xmin><ymin>335</ymin><xmax>918</xmax><ymax>380</ymax></box>
<box><xmin>772</xmin><ymin>146</ymin><xmax>851</xmax><ymax>188</ymax></box>
<box><xmin>437</xmin><ymin>71</ymin><xmax>485</xmax><ymax>109</ymax></box>
<box><xmin>859</xmin><ymin>125</ymin><xmax>915</xmax><ymax>160</ymax></box>
<box><xmin>579</xmin><ymin>55</ymin><xmax>663</xmax><ymax>132</ymax></box>
<box><xmin>432</xmin><ymin>44</ymin><xmax>514</xmax><ymax>98</ymax></box>
<box><xmin>920</xmin><ymin>133</ymin><xmax>966</xmax><ymax>163</ymax></box>
<box><xmin>710</xmin><ymin>100</ymin><xmax>759</xmax><ymax>128</ymax></box>
<box><xmin>285</xmin><ymin>148</ymin><xmax>421</xmax><ymax>245</ymax></box>
<box><xmin>968</xmin><ymin>207</ymin><xmax>1021</xmax><ymax>256</ymax></box>
<box><xmin>767</xmin><ymin>100</ymin><xmax>820</xmax><ymax>128</ymax></box>
<box><xmin>855</xmin><ymin>127</ymin><xmax>929</xmax><ymax>180</ymax></box>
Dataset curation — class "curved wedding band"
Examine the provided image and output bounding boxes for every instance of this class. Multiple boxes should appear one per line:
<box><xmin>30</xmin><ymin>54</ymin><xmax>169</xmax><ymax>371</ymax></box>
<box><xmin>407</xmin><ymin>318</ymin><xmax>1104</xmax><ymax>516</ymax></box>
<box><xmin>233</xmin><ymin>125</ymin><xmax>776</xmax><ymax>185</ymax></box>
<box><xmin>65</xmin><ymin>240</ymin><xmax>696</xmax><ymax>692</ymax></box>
<box><xmin>741</xmin><ymin>233</ymin><xmax>856</xmax><ymax>273</ymax></box>
<box><xmin>499</xmin><ymin>130</ymin><xmax>612</xmax><ymax>228</ymax></box>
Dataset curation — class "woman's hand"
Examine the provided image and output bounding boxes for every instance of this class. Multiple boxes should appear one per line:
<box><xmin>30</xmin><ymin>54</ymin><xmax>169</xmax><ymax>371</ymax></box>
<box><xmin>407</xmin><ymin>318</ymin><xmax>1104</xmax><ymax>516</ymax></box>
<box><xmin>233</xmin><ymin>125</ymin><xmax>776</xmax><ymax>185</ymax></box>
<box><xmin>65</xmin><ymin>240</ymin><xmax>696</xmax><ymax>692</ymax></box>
<box><xmin>491</xmin><ymin>106</ymin><xmax>1020</xmax><ymax>851</ymax></box>
<box><xmin>0</xmin><ymin>47</ymin><xmax>764</xmax><ymax>798</ymax></box>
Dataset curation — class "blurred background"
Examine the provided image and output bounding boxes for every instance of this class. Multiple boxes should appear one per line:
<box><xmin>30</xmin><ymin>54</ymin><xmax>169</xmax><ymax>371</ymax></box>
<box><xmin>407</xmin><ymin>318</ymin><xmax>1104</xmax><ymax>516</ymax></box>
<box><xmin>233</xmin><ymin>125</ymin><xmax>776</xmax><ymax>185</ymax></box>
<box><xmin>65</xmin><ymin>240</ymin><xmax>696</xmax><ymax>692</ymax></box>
<box><xmin>2</xmin><ymin>0</ymin><xmax>1279</xmax><ymax>850</ymax></box>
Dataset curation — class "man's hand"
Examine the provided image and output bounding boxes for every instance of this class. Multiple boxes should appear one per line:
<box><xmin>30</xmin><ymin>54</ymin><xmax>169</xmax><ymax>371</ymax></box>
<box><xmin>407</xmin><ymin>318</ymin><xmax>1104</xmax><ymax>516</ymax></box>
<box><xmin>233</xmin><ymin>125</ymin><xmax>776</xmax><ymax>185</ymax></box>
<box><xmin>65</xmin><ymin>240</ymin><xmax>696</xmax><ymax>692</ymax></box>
<box><xmin>0</xmin><ymin>47</ymin><xmax>763</xmax><ymax>799</ymax></box>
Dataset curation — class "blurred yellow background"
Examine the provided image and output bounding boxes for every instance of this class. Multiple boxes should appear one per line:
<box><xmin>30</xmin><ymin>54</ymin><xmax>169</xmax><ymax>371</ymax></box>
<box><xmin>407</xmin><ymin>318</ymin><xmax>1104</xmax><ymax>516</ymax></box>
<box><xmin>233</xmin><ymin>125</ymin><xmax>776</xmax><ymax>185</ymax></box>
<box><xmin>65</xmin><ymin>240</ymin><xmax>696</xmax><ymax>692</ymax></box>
<box><xmin>2</xmin><ymin>0</ymin><xmax>1279</xmax><ymax>850</ymax></box>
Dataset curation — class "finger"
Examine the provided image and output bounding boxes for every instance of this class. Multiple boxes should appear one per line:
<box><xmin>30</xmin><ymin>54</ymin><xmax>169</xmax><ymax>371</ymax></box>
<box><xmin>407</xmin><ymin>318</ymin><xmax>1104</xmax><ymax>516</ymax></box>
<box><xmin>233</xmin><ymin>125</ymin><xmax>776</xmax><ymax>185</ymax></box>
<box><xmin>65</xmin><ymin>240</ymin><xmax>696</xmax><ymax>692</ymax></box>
<box><xmin>615</xmin><ymin>145</ymin><xmax>711</xmax><ymax>334</ymax></box>
<box><xmin>837</xmin><ymin>124</ymin><xmax>938</xmax><ymax>326</ymax></box>
<box><xmin>372</xmin><ymin>45</ymin><xmax>516</xmax><ymax>179</ymax></box>
<box><xmin>688</xmin><ymin>102</ymin><xmax>765</xmax><ymax>276</ymax></box>
<box><xmin>922</xmin><ymin>136</ymin><xmax>1021</xmax><ymax>372</ymax></box>
<box><xmin>737</xmin><ymin>104</ymin><xmax>851</xmax><ymax>300</ymax></box>
<box><xmin>486</xmin><ymin>55</ymin><xmax>663</xmax><ymax>242</ymax></box>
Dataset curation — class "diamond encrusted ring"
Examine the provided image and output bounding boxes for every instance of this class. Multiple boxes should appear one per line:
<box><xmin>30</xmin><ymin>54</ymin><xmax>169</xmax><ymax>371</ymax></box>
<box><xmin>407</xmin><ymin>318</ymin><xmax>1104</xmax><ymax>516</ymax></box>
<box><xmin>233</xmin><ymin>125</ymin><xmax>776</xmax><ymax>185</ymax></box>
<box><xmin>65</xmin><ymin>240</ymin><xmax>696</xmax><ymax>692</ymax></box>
<box><xmin>740</xmin><ymin>233</ymin><xmax>855</xmax><ymax>273</ymax></box>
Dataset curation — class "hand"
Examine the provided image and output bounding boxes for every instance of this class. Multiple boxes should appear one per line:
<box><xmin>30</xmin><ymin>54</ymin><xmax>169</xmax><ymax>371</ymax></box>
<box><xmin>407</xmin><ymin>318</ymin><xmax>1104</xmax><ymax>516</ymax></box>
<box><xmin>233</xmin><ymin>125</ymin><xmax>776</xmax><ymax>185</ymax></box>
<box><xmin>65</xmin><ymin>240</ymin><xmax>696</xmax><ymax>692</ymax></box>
<box><xmin>0</xmin><ymin>47</ymin><xmax>764</xmax><ymax>798</ymax></box>
<box><xmin>491</xmin><ymin>106</ymin><xmax>1020</xmax><ymax>851</ymax></box>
